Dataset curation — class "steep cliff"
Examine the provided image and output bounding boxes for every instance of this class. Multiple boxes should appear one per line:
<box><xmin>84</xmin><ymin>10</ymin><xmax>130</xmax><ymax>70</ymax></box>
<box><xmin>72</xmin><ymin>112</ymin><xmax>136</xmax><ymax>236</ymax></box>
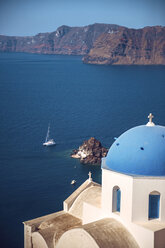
<box><xmin>0</xmin><ymin>23</ymin><xmax>120</xmax><ymax>55</ymax></box>
<box><xmin>0</xmin><ymin>24</ymin><xmax>165</xmax><ymax>65</ymax></box>
<box><xmin>83</xmin><ymin>26</ymin><xmax>165</xmax><ymax>65</ymax></box>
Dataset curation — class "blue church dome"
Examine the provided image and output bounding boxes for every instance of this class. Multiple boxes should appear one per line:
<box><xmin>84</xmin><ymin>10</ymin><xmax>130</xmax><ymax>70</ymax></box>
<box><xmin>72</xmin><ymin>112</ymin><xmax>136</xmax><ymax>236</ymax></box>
<box><xmin>104</xmin><ymin>124</ymin><xmax>165</xmax><ymax>176</ymax></box>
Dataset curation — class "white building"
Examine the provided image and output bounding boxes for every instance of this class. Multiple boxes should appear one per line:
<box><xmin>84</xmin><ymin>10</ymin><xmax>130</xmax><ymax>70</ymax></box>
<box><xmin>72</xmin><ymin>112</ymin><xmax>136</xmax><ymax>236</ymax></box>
<box><xmin>24</xmin><ymin>114</ymin><xmax>165</xmax><ymax>248</ymax></box>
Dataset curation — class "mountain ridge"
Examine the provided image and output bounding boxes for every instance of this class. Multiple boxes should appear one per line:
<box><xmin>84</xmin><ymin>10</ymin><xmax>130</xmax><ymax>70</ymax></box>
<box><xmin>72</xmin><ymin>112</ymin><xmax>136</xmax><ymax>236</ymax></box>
<box><xmin>0</xmin><ymin>23</ymin><xmax>121</xmax><ymax>55</ymax></box>
<box><xmin>0</xmin><ymin>23</ymin><xmax>165</xmax><ymax>65</ymax></box>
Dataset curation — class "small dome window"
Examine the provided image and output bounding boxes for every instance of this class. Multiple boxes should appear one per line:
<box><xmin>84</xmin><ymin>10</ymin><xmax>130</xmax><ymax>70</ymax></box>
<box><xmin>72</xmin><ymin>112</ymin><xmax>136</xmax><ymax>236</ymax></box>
<box><xmin>162</xmin><ymin>134</ymin><xmax>165</xmax><ymax>138</ymax></box>
<box><xmin>140</xmin><ymin>147</ymin><xmax>144</xmax><ymax>150</ymax></box>
<box><xmin>116</xmin><ymin>143</ymin><xmax>120</xmax><ymax>146</ymax></box>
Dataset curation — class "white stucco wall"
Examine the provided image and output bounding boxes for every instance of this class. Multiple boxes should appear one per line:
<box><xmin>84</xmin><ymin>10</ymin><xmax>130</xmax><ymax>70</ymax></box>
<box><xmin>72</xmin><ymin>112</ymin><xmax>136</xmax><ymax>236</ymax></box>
<box><xmin>132</xmin><ymin>177</ymin><xmax>165</xmax><ymax>222</ymax></box>
<box><xmin>101</xmin><ymin>168</ymin><xmax>165</xmax><ymax>248</ymax></box>
<box><xmin>83</xmin><ymin>202</ymin><xmax>102</xmax><ymax>224</ymax></box>
<box><xmin>24</xmin><ymin>224</ymin><xmax>32</xmax><ymax>248</ymax></box>
<box><xmin>102</xmin><ymin>168</ymin><xmax>165</xmax><ymax>222</ymax></box>
<box><xmin>102</xmin><ymin>168</ymin><xmax>133</xmax><ymax>222</ymax></box>
<box><xmin>129</xmin><ymin>222</ymin><xmax>154</xmax><ymax>248</ymax></box>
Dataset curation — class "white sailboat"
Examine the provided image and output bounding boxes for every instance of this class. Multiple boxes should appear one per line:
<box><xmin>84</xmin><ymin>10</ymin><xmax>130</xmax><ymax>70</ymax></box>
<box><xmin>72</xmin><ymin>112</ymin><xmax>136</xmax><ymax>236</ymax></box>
<box><xmin>43</xmin><ymin>124</ymin><xmax>56</xmax><ymax>146</ymax></box>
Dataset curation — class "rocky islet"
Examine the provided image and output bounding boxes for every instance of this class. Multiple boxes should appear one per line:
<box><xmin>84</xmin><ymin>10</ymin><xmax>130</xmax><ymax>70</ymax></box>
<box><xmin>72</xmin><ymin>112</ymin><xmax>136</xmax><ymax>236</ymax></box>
<box><xmin>71</xmin><ymin>137</ymin><xmax>108</xmax><ymax>165</ymax></box>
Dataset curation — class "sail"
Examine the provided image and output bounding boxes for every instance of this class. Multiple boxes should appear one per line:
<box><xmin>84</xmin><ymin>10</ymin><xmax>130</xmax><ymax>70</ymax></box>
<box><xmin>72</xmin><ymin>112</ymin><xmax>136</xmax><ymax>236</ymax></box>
<box><xmin>43</xmin><ymin>124</ymin><xmax>55</xmax><ymax>146</ymax></box>
<box><xmin>45</xmin><ymin>125</ymin><xmax>50</xmax><ymax>142</ymax></box>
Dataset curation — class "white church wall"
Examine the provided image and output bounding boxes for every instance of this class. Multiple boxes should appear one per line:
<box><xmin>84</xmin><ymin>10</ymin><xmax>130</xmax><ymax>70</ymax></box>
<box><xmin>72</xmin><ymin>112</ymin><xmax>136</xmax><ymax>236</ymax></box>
<box><xmin>24</xmin><ymin>224</ymin><xmax>32</xmax><ymax>248</ymax></box>
<box><xmin>102</xmin><ymin>169</ymin><xmax>133</xmax><ymax>222</ymax></box>
<box><xmin>82</xmin><ymin>202</ymin><xmax>102</xmax><ymax>224</ymax></box>
<box><xmin>127</xmin><ymin>222</ymin><xmax>154</xmax><ymax>248</ymax></box>
<box><xmin>101</xmin><ymin>169</ymin><xmax>165</xmax><ymax>248</ymax></box>
<box><xmin>127</xmin><ymin>221</ymin><xmax>165</xmax><ymax>248</ymax></box>
<box><xmin>132</xmin><ymin>177</ymin><xmax>165</xmax><ymax>222</ymax></box>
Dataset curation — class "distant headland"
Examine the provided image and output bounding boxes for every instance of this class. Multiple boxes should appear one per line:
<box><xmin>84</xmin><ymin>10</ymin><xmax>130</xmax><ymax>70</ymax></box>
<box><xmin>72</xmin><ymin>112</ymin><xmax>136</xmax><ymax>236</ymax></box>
<box><xmin>0</xmin><ymin>23</ymin><xmax>165</xmax><ymax>65</ymax></box>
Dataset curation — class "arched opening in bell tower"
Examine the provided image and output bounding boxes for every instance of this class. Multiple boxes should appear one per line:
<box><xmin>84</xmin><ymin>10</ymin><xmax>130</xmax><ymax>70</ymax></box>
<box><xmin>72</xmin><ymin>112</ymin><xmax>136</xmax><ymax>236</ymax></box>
<box><xmin>148</xmin><ymin>191</ymin><xmax>160</xmax><ymax>219</ymax></box>
<box><xmin>112</xmin><ymin>186</ymin><xmax>121</xmax><ymax>213</ymax></box>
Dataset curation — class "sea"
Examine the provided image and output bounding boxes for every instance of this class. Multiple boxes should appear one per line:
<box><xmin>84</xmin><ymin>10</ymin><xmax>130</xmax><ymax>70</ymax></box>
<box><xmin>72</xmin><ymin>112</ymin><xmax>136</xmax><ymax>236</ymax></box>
<box><xmin>0</xmin><ymin>52</ymin><xmax>165</xmax><ymax>248</ymax></box>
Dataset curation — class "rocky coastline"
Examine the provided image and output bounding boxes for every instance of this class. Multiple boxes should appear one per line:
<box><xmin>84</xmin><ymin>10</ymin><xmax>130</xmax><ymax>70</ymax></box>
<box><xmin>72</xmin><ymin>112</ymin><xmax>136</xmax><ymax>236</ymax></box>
<box><xmin>83</xmin><ymin>26</ymin><xmax>165</xmax><ymax>65</ymax></box>
<box><xmin>0</xmin><ymin>24</ymin><xmax>164</xmax><ymax>65</ymax></box>
<box><xmin>71</xmin><ymin>137</ymin><xmax>108</xmax><ymax>165</ymax></box>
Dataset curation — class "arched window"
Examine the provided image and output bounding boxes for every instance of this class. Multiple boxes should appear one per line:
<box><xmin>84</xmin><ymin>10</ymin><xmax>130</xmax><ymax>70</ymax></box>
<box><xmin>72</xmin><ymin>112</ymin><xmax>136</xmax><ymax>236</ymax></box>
<box><xmin>149</xmin><ymin>191</ymin><xmax>160</xmax><ymax>219</ymax></box>
<box><xmin>112</xmin><ymin>186</ymin><xmax>121</xmax><ymax>213</ymax></box>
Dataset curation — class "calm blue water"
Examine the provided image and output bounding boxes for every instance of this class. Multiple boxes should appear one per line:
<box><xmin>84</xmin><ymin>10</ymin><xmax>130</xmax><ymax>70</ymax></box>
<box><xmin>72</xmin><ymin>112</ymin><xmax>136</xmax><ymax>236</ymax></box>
<box><xmin>0</xmin><ymin>52</ymin><xmax>165</xmax><ymax>248</ymax></box>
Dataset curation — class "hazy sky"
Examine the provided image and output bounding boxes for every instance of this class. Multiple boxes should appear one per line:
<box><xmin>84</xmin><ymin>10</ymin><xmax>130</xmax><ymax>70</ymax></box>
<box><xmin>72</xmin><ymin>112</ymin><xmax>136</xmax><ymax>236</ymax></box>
<box><xmin>0</xmin><ymin>0</ymin><xmax>165</xmax><ymax>36</ymax></box>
